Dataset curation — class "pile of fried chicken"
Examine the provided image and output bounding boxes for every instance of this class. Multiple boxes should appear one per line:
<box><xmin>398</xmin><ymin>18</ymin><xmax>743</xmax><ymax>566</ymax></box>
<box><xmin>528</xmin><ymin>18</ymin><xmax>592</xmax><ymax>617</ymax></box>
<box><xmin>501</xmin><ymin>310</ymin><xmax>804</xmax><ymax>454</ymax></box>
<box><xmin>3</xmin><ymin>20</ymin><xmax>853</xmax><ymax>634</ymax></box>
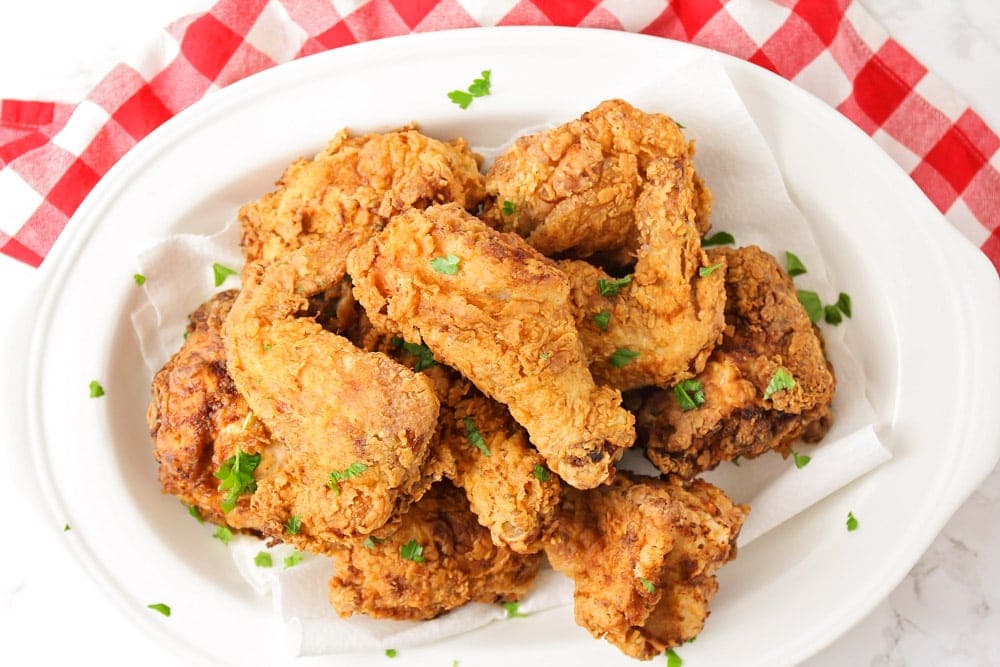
<box><xmin>147</xmin><ymin>100</ymin><xmax>835</xmax><ymax>660</ymax></box>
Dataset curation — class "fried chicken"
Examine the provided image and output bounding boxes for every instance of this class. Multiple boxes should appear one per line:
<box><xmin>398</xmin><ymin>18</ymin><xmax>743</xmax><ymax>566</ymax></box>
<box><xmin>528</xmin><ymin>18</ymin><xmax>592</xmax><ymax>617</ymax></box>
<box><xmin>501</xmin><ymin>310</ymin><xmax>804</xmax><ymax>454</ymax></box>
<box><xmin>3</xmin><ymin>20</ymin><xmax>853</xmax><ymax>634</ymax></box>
<box><xmin>545</xmin><ymin>472</ymin><xmax>747</xmax><ymax>660</ymax></box>
<box><xmin>224</xmin><ymin>232</ymin><xmax>442</xmax><ymax>545</ymax></box>
<box><xmin>147</xmin><ymin>290</ymin><xmax>269</xmax><ymax>531</ymax></box>
<box><xmin>328</xmin><ymin>481</ymin><xmax>542</xmax><ymax>621</ymax></box>
<box><xmin>561</xmin><ymin>151</ymin><xmax>727</xmax><ymax>391</ymax></box>
<box><xmin>347</xmin><ymin>203</ymin><xmax>635</xmax><ymax>490</ymax></box>
<box><xmin>482</xmin><ymin>99</ymin><xmax>711</xmax><ymax>263</ymax></box>
<box><xmin>639</xmin><ymin>245</ymin><xmax>836</xmax><ymax>478</ymax></box>
<box><xmin>239</xmin><ymin>126</ymin><xmax>485</xmax><ymax>273</ymax></box>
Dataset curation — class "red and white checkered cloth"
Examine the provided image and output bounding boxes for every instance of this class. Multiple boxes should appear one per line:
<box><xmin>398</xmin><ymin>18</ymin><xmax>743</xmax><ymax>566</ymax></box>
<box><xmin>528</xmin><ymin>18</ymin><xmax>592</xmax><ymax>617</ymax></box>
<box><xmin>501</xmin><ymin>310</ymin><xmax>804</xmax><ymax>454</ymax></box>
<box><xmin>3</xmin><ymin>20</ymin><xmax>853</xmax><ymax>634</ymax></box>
<box><xmin>1</xmin><ymin>0</ymin><xmax>997</xmax><ymax>271</ymax></box>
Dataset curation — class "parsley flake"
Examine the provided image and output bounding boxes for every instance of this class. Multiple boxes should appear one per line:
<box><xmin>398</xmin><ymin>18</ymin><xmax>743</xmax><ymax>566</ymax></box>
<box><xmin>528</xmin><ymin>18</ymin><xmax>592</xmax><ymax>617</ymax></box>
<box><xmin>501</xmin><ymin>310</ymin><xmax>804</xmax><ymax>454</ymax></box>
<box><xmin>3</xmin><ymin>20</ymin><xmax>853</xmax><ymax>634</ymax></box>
<box><xmin>502</xmin><ymin>601</ymin><xmax>527</xmax><ymax>618</ymax></box>
<box><xmin>796</xmin><ymin>289</ymin><xmax>823</xmax><ymax>323</ymax></box>
<box><xmin>284</xmin><ymin>551</ymin><xmax>303</xmax><ymax>568</ymax></box>
<box><xmin>213</xmin><ymin>526</ymin><xmax>233</xmax><ymax>545</ymax></box>
<box><xmin>385</xmin><ymin>648</ymin><xmax>398</xmax><ymax>658</ymax></box>
<box><xmin>836</xmin><ymin>292</ymin><xmax>852</xmax><ymax>318</ymax></box>
<box><xmin>328</xmin><ymin>462</ymin><xmax>368</xmax><ymax>494</ymax></box>
<box><xmin>254</xmin><ymin>551</ymin><xmax>273</xmax><ymax>568</ymax></box>
<box><xmin>593</xmin><ymin>310</ymin><xmax>611</xmax><ymax>332</ymax></box>
<box><xmin>666</xmin><ymin>648</ymin><xmax>683</xmax><ymax>667</ymax></box>
<box><xmin>539</xmin><ymin>351</ymin><xmax>550</xmax><ymax>361</ymax></box>
<box><xmin>147</xmin><ymin>603</ymin><xmax>171</xmax><ymax>617</ymax></box>
<box><xmin>363</xmin><ymin>536</ymin><xmax>385</xmax><ymax>550</ymax></box>
<box><xmin>674</xmin><ymin>119</ymin><xmax>686</xmax><ymax>129</ymax></box>
<box><xmin>785</xmin><ymin>251</ymin><xmax>807</xmax><ymax>277</ymax></box>
<box><xmin>429</xmin><ymin>253</ymin><xmax>460</xmax><ymax>275</ymax></box>
<box><xmin>501</xmin><ymin>200</ymin><xmax>516</xmax><ymax>216</ymax></box>
<box><xmin>609</xmin><ymin>347</ymin><xmax>640</xmax><ymax>368</ymax></box>
<box><xmin>392</xmin><ymin>337</ymin><xmax>436</xmax><ymax>372</ymax></box>
<box><xmin>187</xmin><ymin>503</ymin><xmax>204</xmax><ymax>523</ymax></box>
<box><xmin>63</xmin><ymin>524</ymin><xmax>70</xmax><ymax>532</ymax></box>
<box><xmin>673</xmin><ymin>380</ymin><xmax>705</xmax><ymax>411</ymax></box>
<box><xmin>400</xmin><ymin>539</ymin><xmax>425</xmax><ymax>563</ymax></box>
<box><xmin>212</xmin><ymin>263</ymin><xmax>238</xmax><ymax>287</ymax></box>
<box><xmin>133</xmin><ymin>273</ymin><xmax>146</xmax><ymax>285</ymax></box>
<box><xmin>532</xmin><ymin>465</ymin><xmax>550</xmax><ymax>482</ymax></box>
<box><xmin>448</xmin><ymin>70</ymin><xmax>491</xmax><ymax>109</ymax></box>
<box><xmin>732</xmin><ymin>455</ymin><xmax>742</xmax><ymax>466</ymax></box>
<box><xmin>463</xmin><ymin>417</ymin><xmax>491</xmax><ymax>456</ymax></box>
<box><xmin>699</xmin><ymin>262</ymin><xmax>722</xmax><ymax>277</ymax></box>
<box><xmin>214</xmin><ymin>449</ymin><xmax>261</xmax><ymax>513</ymax></box>
<box><xmin>824</xmin><ymin>304</ymin><xmax>843</xmax><ymax>325</ymax></box>
<box><xmin>597</xmin><ymin>275</ymin><xmax>632</xmax><ymax>297</ymax></box>
<box><xmin>285</xmin><ymin>515</ymin><xmax>302</xmax><ymax>535</ymax></box>
<box><xmin>88</xmin><ymin>380</ymin><xmax>104</xmax><ymax>398</ymax></box>
<box><xmin>847</xmin><ymin>512</ymin><xmax>859</xmax><ymax>532</ymax></box>
<box><xmin>792</xmin><ymin>450</ymin><xmax>811</xmax><ymax>469</ymax></box>
<box><xmin>639</xmin><ymin>577</ymin><xmax>656</xmax><ymax>593</ymax></box>
<box><xmin>764</xmin><ymin>368</ymin><xmax>796</xmax><ymax>400</ymax></box>
<box><xmin>702</xmin><ymin>231</ymin><xmax>735</xmax><ymax>247</ymax></box>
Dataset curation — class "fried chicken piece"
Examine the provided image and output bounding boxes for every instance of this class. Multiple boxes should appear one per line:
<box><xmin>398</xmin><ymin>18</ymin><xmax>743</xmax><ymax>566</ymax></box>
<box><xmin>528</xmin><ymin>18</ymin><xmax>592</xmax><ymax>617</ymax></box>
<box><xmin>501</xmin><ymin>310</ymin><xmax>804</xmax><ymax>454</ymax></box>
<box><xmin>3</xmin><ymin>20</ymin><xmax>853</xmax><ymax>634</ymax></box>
<box><xmin>328</xmin><ymin>481</ymin><xmax>542</xmax><ymax>620</ymax></box>
<box><xmin>639</xmin><ymin>245</ymin><xmax>836</xmax><ymax>477</ymax></box>
<box><xmin>562</xmin><ymin>152</ymin><xmax>727</xmax><ymax>391</ymax></box>
<box><xmin>239</xmin><ymin>125</ymin><xmax>485</xmax><ymax>272</ymax></box>
<box><xmin>545</xmin><ymin>472</ymin><xmax>747</xmax><ymax>660</ymax></box>
<box><xmin>224</xmin><ymin>231</ymin><xmax>441</xmax><ymax>545</ymax></box>
<box><xmin>347</xmin><ymin>203</ymin><xmax>635</xmax><ymax>490</ymax></box>
<box><xmin>482</xmin><ymin>99</ymin><xmax>711</xmax><ymax>263</ymax></box>
<box><xmin>147</xmin><ymin>290</ymin><xmax>269</xmax><ymax>531</ymax></box>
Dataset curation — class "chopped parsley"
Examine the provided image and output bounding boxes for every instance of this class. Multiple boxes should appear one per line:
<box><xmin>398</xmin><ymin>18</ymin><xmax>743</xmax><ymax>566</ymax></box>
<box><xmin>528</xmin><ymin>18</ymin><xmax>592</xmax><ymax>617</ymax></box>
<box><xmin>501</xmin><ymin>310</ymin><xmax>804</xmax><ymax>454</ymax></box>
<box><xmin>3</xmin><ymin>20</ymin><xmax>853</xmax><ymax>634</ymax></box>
<box><xmin>763</xmin><ymin>368</ymin><xmax>796</xmax><ymax>400</ymax></box>
<box><xmin>147</xmin><ymin>603</ymin><xmax>171</xmax><ymax>617</ymax></box>
<box><xmin>284</xmin><ymin>551</ymin><xmax>303</xmax><ymax>568</ymax></box>
<box><xmin>448</xmin><ymin>70</ymin><xmax>492</xmax><ymax>109</ymax></box>
<box><xmin>187</xmin><ymin>503</ymin><xmax>204</xmax><ymax>524</ymax></box>
<box><xmin>327</xmin><ymin>462</ymin><xmax>368</xmax><ymax>494</ymax></box>
<box><xmin>532</xmin><ymin>465</ymin><xmax>550</xmax><ymax>482</ymax></box>
<box><xmin>88</xmin><ymin>380</ymin><xmax>104</xmax><ymax>398</ymax></box>
<box><xmin>400</xmin><ymin>539</ymin><xmax>425</xmax><ymax>563</ymax></box>
<box><xmin>502</xmin><ymin>601</ymin><xmax>527</xmax><ymax>618</ymax></box>
<box><xmin>796</xmin><ymin>289</ymin><xmax>823</xmax><ymax>323</ymax></box>
<box><xmin>429</xmin><ymin>253</ymin><xmax>460</xmax><ymax>275</ymax></box>
<box><xmin>501</xmin><ymin>200</ymin><xmax>516</xmax><ymax>216</ymax></box>
<box><xmin>824</xmin><ymin>304</ymin><xmax>843</xmax><ymax>325</ymax></box>
<box><xmin>63</xmin><ymin>524</ymin><xmax>70</xmax><ymax>532</ymax></box>
<box><xmin>673</xmin><ymin>379</ymin><xmax>705</xmax><ymax>411</ymax></box>
<box><xmin>363</xmin><ymin>536</ymin><xmax>385</xmax><ymax>550</ymax></box>
<box><xmin>698</xmin><ymin>262</ymin><xmax>722</xmax><ymax>277</ymax></box>
<box><xmin>592</xmin><ymin>310</ymin><xmax>611</xmax><ymax>332</ymax></box>
<box><xmin>639</xmin><ymin>578</ymin><xmax>656</xmax><ymax>593</ymax></box>
<box><xmin>666</xmin><ymin>648</ymin><xmax>683</xmax><ymax>667</ymax></box>
<box><xmin>792</xmin><ymin>450</ymin><xmax>811</xmax><ymax>469</ymax></box>
<box><xmin>284</xmin><ymin>515</ymin><xmax>302</xmax><ymax>535</ymax></box>
<box><xmin>674</xmin><ymin>120</ymin><xmax>686</xmax><ymax>129</ymax></box>
<box><xmin>214</xmin><ymin>449</ymin><xmax>261</xmax><ymax>513</ymax></box>
<box><xmin>539</xmin><ymin>351</ymin><xmax>550</xmax><ymax>361</ymax></box>
<box><xmin>212</xmin><ymin>262</ymin><xmax>238</xmax><ymax>287</ymax></box>
<box><xmin>254</xmin><ymin>551</ymin><xmax>273</xmax><ymax>568</ymax></box>
<box><xmin>732</xmin><ymin>455</ymin><xmax>742</xmax><ymax>466</ymax></box>
<box><xmin>702</xmin><ymin>231</ymin><xmax>735</xmax><ymax>247</ymax></box>
<box><xmin>385</xmin><ymin>649</ymin><xmax>398</xmax><ymax>658</ymax></box>
<box><xmin>463</xmin><ymin>416</ymin><xmax>491</xmax><ymax>456</ymax></box>
<box><xmin>785</xmin><ymin>251</ymin><xmax>807</xmax><ymax>277</ymax></box>
<box><xmin>213</xmin><ymin>526</ymin><xmax>233</xmax><ymax>545</ymax></box>
<box><xmin>392</xmin><ymin>337</ymin><xmax>436</xmax><ymax>372</ymax></box>
<box><xmin>597</xmin><ymin>275</ymin><xmax>632</xmax><ymax>297</ymax></box>
<box><xmin>609</xmin><ymin>347</ymin><xmax>639</xmax><ymax>368</ymax></box>
<box><xmin>133</xmin><ymin>273</ymin><xmax>146</xmax><ymax>285</ymax></box>
<box><xmin>847</xmin><ymin>512</ymin><xmax>859</xmax><ymax>532</ymax></box>
<box><xmin>836</xmin><ymin>292</ymin><xmax>852</xmax><ymax>318</ymax></box>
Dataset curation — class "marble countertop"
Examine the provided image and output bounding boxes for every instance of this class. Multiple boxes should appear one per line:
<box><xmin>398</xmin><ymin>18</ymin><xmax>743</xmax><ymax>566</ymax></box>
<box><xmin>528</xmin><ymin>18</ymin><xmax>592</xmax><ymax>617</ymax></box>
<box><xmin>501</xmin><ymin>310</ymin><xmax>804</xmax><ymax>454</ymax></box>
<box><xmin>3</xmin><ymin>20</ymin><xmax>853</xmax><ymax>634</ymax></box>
<box><xmin>0</xmin><ymin>1</ymin><xmax>997</xmax><ymax>665</ymax></box>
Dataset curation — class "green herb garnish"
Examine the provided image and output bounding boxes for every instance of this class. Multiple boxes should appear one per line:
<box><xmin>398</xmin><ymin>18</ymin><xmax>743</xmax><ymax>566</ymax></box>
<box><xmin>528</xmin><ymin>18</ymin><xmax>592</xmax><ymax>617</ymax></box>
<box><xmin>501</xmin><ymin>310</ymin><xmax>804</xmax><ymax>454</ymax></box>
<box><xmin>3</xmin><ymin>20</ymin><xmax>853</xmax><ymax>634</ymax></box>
<box><xmin>592</xmin><ymin>310</ymin><xmax>611</xmax><ymax>332</ymax></box>
<box><xmin>147</xmin><ymin>603</ymin><xmax>171</xmax><ymax>617</ymax></box>
<box><xmin>698</xmin><ymin>262</ymin><xmax>722</xmax><ymax>277</ymax></box>
<box><xmin>702</xmin><ymin>231</ymin><xmax>735</xmax><ymax>247</ymax></box>
<box><xmin>463</xmin><ymin>416</ymin><xmax>491</xmax><ymax>456</ymax></box>
<box><xmin>597</xmin><ymin>275</ymin><xmax>632</xmax><ymax>297</ymax></box>
<box><xmin>284</xmin><ymin>551</ymin><xmax>303</xmax><ymax>568</ymax></box>
<box><xmin>429</xmin><ymin>253</ymin><xmax>460</xmax><ymax>275</ymax></box>
<box><xmin>385</xmin><ymin>649</ymin><xmax>398</xmax><ymax>658</ymax></box>
<box><xmin>212</xmin><ymin>263</ymin><xmax>238</xmax><ymax>287</ymax></box>
<box><xmin>673</xmin><ymin>379</ymin><xmax>705</xmax><ymax>411</ymax></box>
<box><xmin>400</xmin><ymin>539</ymin><xmax>425</xmax><ymax>563</ymax></box>
<box><xmin>448</xmin><ymin>70</ymin><xmax>491</xmax><ymax>109</ymax></box>
<box><xmin>763</xmin><ymin>368</ymin><xmax>795</xmax><ymax>400</ymax></box>
<box><xmin>363</xmin><ymin>536</ymin><xmax>385</xmax><ymax>550</ymax></box>
<box><xmin>666</xmin><ymin>648</ymin><xmax>683</xmax><ymax>667</ymax></box>
<box><xmin>835</xmin><ymin>292</ymin><xmax>852</xmax><ymax>318</ymax></box>
<box><xmin>501</xmin><ymin>200</ymin><xmax>515</xmax><ymax>216</ymax></box>
<box><xmin>89</xmin><ymin>380</ymin><xmax>104</xmax><ymax>398</ymax></box>
<box><xmin>285</xmin><ymin>515</ymin><xmax>301</xmax><ymax>535</ymax></box>
<box><xmin>213</xmin><ymin>526</ymin><xmax>233</xmax><ymax>545</ymax></box>
<box><xmin>609</xmin><ymin>347</ymin><xmax>639</xmax><ymax>368</ymax></box>
<box><xmin>847</xmin><ymin>512</ymin><xmax>859</xmax><ymax>532</ymax></box>
<box><xmin>796</xmin><ymin>290</ymin><xmax>823</xmax><ymax>323</ymax></box>
<box><xmin>824</xmin><ymin>304</ymin><xmax>843</xmax><ymax>325</ymax></box>
<box><xmin>532</xmin><ymin>465</ymin><xmax>550</xmax><ymax>482</ymax></box>
<box><xmin>214</xmin><ymin>449</ymin><xmax>261</xmax><ymax>513</ymax></box>
<box><xmin>792</xmin><ymin>450</ymin><xmax>811</xmax><ymax>469</ymax></box>
<box><xmin>392</xmin><ymin>337</ymin><xmax>436</xmax><ymax>372</ymax></box>
<box><xmin>327</xmin><ymin>462</ymin><xmax>368</xmax><ymax>494</ymax></box>
<box><xmin>133</xmin><ymin>273</ymin><xmax>146</xmax><ymax>285</ymax></box>
<box><xmin>785</xmin><ymin>251</ymin><xmax>807</xmax><ymax>277</ymax></box>
<box><xmin>639</xmin><ymin>578</ymin><xmax>656</xmax><ymax>593</ymax></box>
<box><xmin>187</xmin><ymin>504</ymin><xmax>204</xmax><ymax>523</ymax></box>
<box><xmin>502</xmin><ymin>601</ymin><xmax>527</xmax><ymax>618</ymax></box>
<box><xmin>63</xmin><ymin>524</ymin><xmax>70</xmax><ymax>532</ymax></box>
<box><xmin>254</xmin><ymin>552</ymin><xmax>273</xmax><ymax>568</ymax></box>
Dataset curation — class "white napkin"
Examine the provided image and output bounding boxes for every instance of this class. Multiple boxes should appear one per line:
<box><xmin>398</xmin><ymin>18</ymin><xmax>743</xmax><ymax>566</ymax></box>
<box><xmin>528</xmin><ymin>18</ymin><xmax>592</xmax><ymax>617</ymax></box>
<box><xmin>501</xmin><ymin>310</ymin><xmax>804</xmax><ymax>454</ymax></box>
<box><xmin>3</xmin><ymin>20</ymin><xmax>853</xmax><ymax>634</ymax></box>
<box><xmin>131</xmin><ymin>55</ymin><xmax>890</xmax><ymax>657</ymax></box>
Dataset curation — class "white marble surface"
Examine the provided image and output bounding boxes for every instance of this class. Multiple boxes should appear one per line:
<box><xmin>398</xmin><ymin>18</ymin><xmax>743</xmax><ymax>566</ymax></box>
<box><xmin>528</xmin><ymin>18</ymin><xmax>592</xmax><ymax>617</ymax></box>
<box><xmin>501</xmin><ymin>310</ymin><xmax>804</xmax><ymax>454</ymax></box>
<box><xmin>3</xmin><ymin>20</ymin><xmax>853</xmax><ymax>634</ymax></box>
<box><xmin>0</xmin><ymin>1</ymin><xmax>997</xmax><ymax>665</ymax></box>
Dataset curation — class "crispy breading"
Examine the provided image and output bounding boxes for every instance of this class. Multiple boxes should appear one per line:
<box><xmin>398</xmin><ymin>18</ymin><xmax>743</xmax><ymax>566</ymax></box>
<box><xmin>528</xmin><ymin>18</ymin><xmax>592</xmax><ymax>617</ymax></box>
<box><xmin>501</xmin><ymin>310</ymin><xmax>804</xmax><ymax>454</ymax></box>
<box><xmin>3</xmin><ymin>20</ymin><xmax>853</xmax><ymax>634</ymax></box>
<box><xmin>239</xmin><ymin>126</ymin><xmax>485</xmax><ymax>272</ymax></box>
<box><xmin>639</xmin><ymin>245</ymin><xmax>836</xmax><ymax>477</ymax></box>
<box><xmin>224</xmin><ymin>232</ymin><xmax>441</xmax><ymax>544</ymax></box>
<box><xmin>347</xmin><ymin>203</ymin><xmax>635</xmax><ymax>490</ymax></box>
<box><xmin>545</xmin><ymin>473</ymin><xmax>747</xmax><ymax>660</ymax></box>
<box><xmin>328</xmin><ymin>482</ymin><xmax>542</xmax><ymax>620</ymax></box>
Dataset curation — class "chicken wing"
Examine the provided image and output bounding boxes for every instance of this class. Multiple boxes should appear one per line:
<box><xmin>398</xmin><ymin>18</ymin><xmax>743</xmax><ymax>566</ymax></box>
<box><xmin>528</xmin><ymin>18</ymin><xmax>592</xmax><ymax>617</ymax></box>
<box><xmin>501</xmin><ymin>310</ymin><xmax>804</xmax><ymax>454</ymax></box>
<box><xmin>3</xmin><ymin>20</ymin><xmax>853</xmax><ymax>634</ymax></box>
<box><xmin>347</xmin><ymin>203</ymin><xmax>635</xmax><ymax>489</ymax></box>
<box><xmin>239</xmin><ymin>126</ymin><xmax>485</xmax><ymax>272</ymax></box>
<box><xmin>639</xmin><ymin>245</ymin><xmax>835</xmax><ymax>477</ymax></box>
<box><xmin>328</xmin><ymin>481</ymin><xmax>542</xmax><ymax>621</ymax></box>
<box><xmin>224</xmin><ymin>231</ymin><xmax>441</xmax><ymax>544</ymax></box>
<box><xmin>545</xmin><ymin>472</ymin><xmax>747</xmax><ymax>660</ymax></box>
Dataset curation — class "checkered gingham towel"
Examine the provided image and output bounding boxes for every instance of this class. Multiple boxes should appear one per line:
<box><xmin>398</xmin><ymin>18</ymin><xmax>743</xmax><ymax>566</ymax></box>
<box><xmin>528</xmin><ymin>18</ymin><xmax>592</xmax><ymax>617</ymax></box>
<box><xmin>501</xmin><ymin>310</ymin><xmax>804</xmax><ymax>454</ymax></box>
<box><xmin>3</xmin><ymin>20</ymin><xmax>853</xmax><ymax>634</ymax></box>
<box><xmin>1</xmin><ymin>0</ymin><xmax>998</xmax><ymax>271</ymax></box>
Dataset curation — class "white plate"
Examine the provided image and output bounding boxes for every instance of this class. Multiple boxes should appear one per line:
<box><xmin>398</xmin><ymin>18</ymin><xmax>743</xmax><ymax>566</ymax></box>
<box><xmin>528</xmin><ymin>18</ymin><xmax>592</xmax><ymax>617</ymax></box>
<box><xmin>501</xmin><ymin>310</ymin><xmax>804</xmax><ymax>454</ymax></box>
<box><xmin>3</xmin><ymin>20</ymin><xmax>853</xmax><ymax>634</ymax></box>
<box><xmin>4</xmin><ymin>27</ymin><xmax>999</xmax><ymax>666</ymax></box>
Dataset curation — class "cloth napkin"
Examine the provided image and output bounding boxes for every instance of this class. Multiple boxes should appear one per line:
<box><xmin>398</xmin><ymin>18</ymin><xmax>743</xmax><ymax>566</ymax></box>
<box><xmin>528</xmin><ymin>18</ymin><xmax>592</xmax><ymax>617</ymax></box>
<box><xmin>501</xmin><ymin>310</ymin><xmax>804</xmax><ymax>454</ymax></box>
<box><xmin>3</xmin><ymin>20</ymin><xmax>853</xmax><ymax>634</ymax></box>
<box><xmin>0</xmin><ymin>0</ymin><xmax>998</xmax><ymax>273</ymax></box>
<box><xmin>129</xmin><ymin>52</ymin><xmax>890</xmax><ymax>655</ymax></box>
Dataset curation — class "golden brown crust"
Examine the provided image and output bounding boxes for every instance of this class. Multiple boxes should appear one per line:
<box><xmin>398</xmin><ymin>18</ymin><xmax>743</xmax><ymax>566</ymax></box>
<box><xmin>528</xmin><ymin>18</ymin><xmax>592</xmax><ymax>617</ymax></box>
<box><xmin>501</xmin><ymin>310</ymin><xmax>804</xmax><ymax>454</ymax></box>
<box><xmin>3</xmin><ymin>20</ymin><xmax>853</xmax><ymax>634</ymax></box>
<box><xmin>545</xmin><ymin>472</ymin><xmax>747</xmax><ymax>660</ymax></box>
<box><xmin>639</xmin><ymin>245</ymin><xmax>836</xmax><ymax>477</ymax></box>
